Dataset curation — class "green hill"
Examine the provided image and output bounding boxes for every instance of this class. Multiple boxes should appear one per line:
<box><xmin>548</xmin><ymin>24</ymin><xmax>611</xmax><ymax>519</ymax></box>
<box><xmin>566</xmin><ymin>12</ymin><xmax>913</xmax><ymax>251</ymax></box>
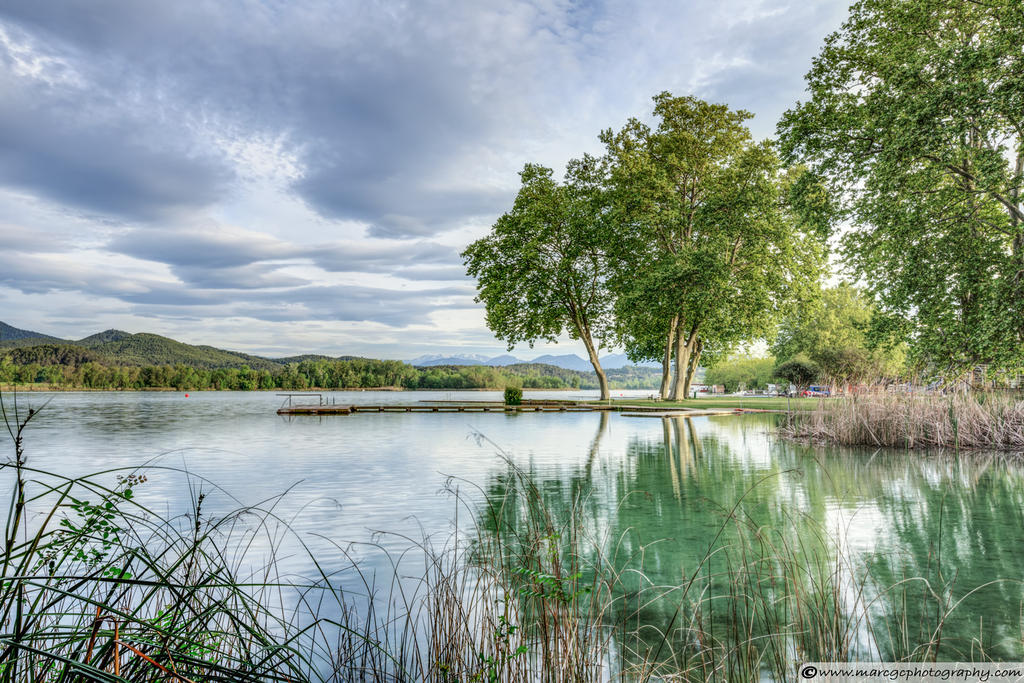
<box><xmin>271</xmin><ymin>354</ymin><xmax>335</xmax><ymax>364</ymax></box>
<box><xmin>76</xmin><ymin>329</ymin><xmax>133</xmax><ymax>345</ymax></box>
<box><xmin>0</xmin><ymin>321</ymin><xmax>61</xmax><ymax>342</ymax></box>
<box><xmin>0</xmin><ymin>321</ymin><xmax>65</xmax><ymax>349</ymax></box>
<box><xmin>272</xmin><ymin>354</ymin><xmax>366</xmax><ymax>364</ymax></box>
<box><xmin>2</xmin><ymin>344</ymin><xmax>104</xmax><ymax>367</ymax></box>
<box><xmin>73</xmin><ymin>331</ymin><xmax>280</xmax><ymax>370</ymax></box>
<box><xmin>0</xmin><ymin>322</ymin><xmax>366</xmax><ymax>371</ymax></box>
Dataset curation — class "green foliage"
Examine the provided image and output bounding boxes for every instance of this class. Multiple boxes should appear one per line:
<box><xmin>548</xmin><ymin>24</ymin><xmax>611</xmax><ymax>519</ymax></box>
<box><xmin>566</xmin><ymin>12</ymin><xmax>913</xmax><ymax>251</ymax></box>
<box><xmin>503</xmin><ymin>386</ymin><xmax>523</xmax><ymax>405</ymax></box>
<box><xmin>774</xmin><ymin>356</ymin><xmax>820</xmax><ymax>388</ymax></box>
<box><xmin>704</xmin><ymin>356</ymin><xmax>776</xmax><ymax>393</ymax></box>
<box><xmin>0</xmin><ymin>349</ymin><xmax>665</xmax><ymax>391</ymax></box>
<box><xmin>471</xmin><ymin>615</ymin><xmax>528</xmax><ymax>683</ymax></box>
<box><xmin>512</xmin><ymin>566</ymin><xmax>591</xmax><ymax>604</ymax></box>
<box><xmin>601</xmin><ymin>92</ymin><xmax>828</xmax><ymax>396</ymax></box>
<box><xmin>778</xmin><ymin>0</ymin><xmax>1024</xmax><ymax>377</ymax></box>
<box><xmin>462</xmin><ymin>162</ymin><xmax>615</xmax><ymax>398</ymax></box>
<box><xmin>2</xmin><ymin>344</ymin><xmax>103</xmax><ymax>368</ymax></box>
<box><xmin>771</xmin><ymin>283</ymin><xmax>906</xmax><ymax>382</ymax></box>
<box><xmin>43</xmin><ymin>478</ymin><xmax>139</xmax><ymax>573</ymax></box>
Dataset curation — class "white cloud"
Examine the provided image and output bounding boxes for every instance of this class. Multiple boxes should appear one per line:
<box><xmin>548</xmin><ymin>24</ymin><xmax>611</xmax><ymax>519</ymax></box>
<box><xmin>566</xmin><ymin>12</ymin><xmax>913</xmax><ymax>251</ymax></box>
<box><xmin>0</xmin><ymin>0</ymin><xmax>849</xmax><ymax>358</ymax></box>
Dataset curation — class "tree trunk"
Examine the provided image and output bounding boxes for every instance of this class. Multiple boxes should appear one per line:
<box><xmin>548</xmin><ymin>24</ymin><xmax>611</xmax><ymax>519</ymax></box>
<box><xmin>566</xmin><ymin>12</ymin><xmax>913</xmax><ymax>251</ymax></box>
<box><xmin>682</xmin><ymin>338</ymin><xmax>703</xmax><ymax>398</ymax></box>
<box><xmin>1012</xmin><ymin>143</ymin><xmax>1023</xmax><ymax>345</ymax></box>
<box><xmin>668</xmin><ymin>318</ymin><xmax>684</xmax><ymax>400</ymax></box>
<box><xmin>1012</xmin><ymin>143</ymin><xmax>1023</xmax><ymax>261</ymax></box>
<box><xmin>670</xmin><ymin>321</ymin><xmax>699</xmax><ymax>400</ymax></box>
<box><xmin>660</xmin><ymin>314</ymin><xmax>678</xmax><ymax>399</ymax></box>
<box><xmin>580</xmin><ymin>332</ymin><xmax>610</xmax><ymax>400</ymax></box>
<box><xmin>669</xmin><ymin>318</ymin><xmax>695</xmax><ymax>400</ymax></box>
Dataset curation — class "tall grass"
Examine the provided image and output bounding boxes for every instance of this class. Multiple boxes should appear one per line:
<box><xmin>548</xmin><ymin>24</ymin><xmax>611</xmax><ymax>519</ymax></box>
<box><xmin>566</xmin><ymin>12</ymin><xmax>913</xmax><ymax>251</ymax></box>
<box><xmin>0</xmin><ymin>396</ymin><xmax>371</xmax><ymax>681</ymax></box>
<box><xmin>0</xmin><ymin>394</ymin><xmax>1008</xmax><ymax>681</ymax></box>
<box><xmin>431</xmin><ymin>440</ymin><xmax>991</xmax><ymax>679</ymax></box>
<box><xmin>780</xmin><ymin>393</ymin><xmax>1024</xmax><ymax>452</ymax></box>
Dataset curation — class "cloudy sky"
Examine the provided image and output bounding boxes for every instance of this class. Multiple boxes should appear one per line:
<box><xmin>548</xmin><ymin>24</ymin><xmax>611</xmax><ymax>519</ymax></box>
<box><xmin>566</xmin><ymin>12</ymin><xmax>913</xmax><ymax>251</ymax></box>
<box><xmin>0</xmin><ymin>0</ymin><xmax>848</xmax><ymax>360</ymax></box>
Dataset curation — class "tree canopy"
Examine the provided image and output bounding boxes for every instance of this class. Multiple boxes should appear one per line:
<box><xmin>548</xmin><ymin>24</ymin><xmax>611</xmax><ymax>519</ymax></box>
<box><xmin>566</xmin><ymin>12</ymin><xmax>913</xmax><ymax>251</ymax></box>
<box><xmin>704</xmin><ymin>356</ymin><xmax>777</xmax><ymax>394</ymax></box>
<box><xmin>462</xmin><ymin>161</ymin><xmax>615</xmax><ymax>398</ymax></box>
<box><xmin>602</xmin><ymin>93</ymin><xmax>828</xmax><ymax>398</ymax></box>
<box><xmin>778</xmin><ymin>0</ymin><xmax>1024</xmax><ymax>378</ymax></box>
<box><xmin>771</xmin><ymin>283</ymin><xmax>906</xmax><ymax>383</ymax></box>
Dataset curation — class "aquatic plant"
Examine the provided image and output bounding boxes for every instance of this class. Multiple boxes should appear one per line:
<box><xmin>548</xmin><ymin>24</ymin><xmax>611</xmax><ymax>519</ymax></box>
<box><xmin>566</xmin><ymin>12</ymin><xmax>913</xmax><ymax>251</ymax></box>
<box><xmin>781</xmin><ymin>392</ymin><xmax>1024</xmax><ymax>453</ymax></box>
<box><xmin>0</xmin><ymin>394</ymin><xmax>359</xmax><ymax>681</ymax></box>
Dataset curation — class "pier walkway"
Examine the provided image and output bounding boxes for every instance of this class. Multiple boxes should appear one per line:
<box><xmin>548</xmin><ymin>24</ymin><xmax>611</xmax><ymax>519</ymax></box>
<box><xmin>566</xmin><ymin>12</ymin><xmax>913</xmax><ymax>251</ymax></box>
<box><xmin>276</xmin><ymin>396</ymin><xmax>741</xmax><ymax>417</ymax></box>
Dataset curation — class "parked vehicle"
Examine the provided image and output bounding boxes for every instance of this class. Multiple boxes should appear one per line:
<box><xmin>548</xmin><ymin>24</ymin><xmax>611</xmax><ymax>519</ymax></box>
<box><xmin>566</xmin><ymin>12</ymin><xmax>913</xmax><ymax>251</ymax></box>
<box><xmin>801</xmin><ymin>385</ymin><xmax>831</xmax><ymax>397</ymax></box>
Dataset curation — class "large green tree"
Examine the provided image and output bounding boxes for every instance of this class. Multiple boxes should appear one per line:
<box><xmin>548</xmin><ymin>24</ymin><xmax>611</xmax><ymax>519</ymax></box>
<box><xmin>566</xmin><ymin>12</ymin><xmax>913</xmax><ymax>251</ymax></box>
<box><xmin>778</xmin><ymin>0</ymin><xmax>1024</xmax><ymax>377</ymax></box>
<box><xmin>772</xmin><ymin>283</ymin><xmax>906</xmax><ymax>383</ymax></box>
<box><xmin>704</xmin><ymin>356</ymin><xmax>777</xmax><ymax>393</ymax></box>
<box><xmin>462</xmin><ymin>161</ymin><xmax>614</xmax><ymax>399</ymax></box>
<box><xmin>603</xmin><ymin>93</ymin><xmax>827</xmax><ymax>399</ymax></box>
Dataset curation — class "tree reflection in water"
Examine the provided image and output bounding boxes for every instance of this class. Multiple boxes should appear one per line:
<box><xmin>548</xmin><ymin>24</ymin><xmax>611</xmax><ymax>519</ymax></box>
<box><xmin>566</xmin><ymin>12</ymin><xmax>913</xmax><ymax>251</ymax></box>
<box><xmin>476</xmin><ymin>413</ymin><xmax>1024</xmax><ymax>675</ymax></box>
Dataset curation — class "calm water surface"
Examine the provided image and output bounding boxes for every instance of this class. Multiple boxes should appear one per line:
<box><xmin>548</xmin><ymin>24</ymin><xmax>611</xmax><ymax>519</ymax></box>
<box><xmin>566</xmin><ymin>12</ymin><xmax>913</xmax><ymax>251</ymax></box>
<box><xmin>4</xmin><ymin>390</ymin><xmax>1024</xmax><ymax>661</ymax></box>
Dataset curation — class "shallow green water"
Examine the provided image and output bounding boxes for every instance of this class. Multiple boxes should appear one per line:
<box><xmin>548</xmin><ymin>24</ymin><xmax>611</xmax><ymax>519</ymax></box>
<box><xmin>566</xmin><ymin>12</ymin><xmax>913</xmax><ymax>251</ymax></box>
<box><xmin>4</xmin><ymin>391</ymin><xmax>1023</xmax><ymax>662</ymax></box>
<box><xmin>479</xmin><ymin>412</ymin><xmax>1024</xmax><ymax>662</ymax></box>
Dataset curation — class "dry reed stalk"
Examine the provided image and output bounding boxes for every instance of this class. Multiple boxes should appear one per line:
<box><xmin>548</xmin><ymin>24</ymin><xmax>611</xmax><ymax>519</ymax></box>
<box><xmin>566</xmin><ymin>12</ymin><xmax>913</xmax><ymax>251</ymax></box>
<box><xmin>781</xmin><ymin>393</ymin><xmax>1024</xmax><ymax>453</ymax></box>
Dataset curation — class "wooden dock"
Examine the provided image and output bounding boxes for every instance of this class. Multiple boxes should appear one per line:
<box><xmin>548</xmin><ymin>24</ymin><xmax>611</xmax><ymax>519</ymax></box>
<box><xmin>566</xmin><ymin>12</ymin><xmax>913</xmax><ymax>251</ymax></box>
<box><xmin>276</xmin><ymin>397</ymin><xmax>748</xmax><ymax>417</ymax></box>
<box><xmin>277</xmin><ymin>401</ymin><xmax>620</xmax><ymax>415</ymax></box>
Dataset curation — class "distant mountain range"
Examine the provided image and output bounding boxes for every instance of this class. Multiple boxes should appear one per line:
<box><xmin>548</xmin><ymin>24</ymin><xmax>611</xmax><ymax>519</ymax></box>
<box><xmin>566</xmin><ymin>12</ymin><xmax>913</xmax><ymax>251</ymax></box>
<box><xmin>408</xmin><ymin>352</ymin><xmax>659</xmax><ymax>371</ymax></box>
<box><xmin>0</xmin><ymin>321</ymin><xmax>660</xmax><ymax>373</ymax></box>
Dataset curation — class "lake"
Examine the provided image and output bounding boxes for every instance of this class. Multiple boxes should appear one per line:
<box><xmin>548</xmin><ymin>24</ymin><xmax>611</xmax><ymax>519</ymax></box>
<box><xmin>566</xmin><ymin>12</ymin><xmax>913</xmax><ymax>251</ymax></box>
<box><xmin>4</xmin><ymin>390</ymin><xmax>1024</xmax><ymax>664</ymax></box>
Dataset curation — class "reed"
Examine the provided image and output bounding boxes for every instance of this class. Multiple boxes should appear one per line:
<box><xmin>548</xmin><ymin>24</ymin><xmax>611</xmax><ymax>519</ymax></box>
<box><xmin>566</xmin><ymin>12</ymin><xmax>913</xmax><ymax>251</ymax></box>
<box><xmin>0</xmin><ymin>397</ymin><xmax>365</xmax><ymax>682</ymax></box>
<box><xmin>780</xmin><ymin>392</ymin><xmax>1024</xmax><ymax>453</ymax></box>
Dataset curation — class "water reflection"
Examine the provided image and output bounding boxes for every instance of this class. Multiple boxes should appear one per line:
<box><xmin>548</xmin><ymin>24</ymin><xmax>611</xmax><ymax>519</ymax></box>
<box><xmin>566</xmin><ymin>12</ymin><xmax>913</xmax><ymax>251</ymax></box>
<box><xmin>6</xmin><ymin>392</ymin><xmax>1024</xmax><ymax>665</ymax></box>
<box><xmin>480</xmin><ymin>413</ymin><xmax>1024</xmax><ymax>663</ymax></box>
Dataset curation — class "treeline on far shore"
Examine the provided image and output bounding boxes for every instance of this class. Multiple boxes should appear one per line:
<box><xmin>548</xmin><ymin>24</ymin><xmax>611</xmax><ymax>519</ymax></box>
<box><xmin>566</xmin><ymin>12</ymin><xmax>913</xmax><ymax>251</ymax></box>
<box><xmin>0</xmin><ymin>355</ymin><xmax>661</xmax><ymax>391</ymax></box>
